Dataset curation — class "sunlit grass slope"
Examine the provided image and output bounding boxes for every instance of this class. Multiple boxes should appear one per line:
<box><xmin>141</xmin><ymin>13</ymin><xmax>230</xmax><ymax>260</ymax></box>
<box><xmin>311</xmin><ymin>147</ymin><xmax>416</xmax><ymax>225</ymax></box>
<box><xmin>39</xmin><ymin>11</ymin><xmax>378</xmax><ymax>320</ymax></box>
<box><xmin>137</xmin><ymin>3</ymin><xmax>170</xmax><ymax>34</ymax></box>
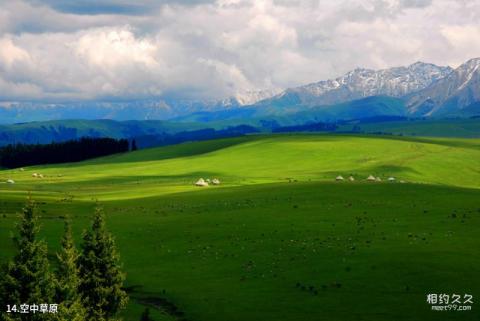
<box><xmin>1</xmin><ymin>134</ymin><xmax>480</xmax><ymax>201</ymax></box>
<box><xmin>1</xmin><ymin>134</ymin><xmax>480</xmax><ymax>321</ymax></box>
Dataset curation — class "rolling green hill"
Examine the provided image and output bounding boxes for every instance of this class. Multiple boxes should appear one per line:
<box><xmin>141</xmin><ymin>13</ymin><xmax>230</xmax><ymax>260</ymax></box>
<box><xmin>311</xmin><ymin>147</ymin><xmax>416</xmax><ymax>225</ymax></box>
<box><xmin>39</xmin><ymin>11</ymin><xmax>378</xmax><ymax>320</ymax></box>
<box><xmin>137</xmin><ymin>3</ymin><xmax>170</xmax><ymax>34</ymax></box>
<box><xmin>1</xmin><ymin>134</ymin><xmax>479</xmax><ymax>321</ymax></box>
<box><xmin>338</xmin><ymin>118</ymin><xmax>480</xmax><ymax>138</ymax></box>
<box><xmin>2</xmin><ymin>115</ymin><xmax>480</xmax><ymax>151</ymax></box>
<box><xmin>0</xmin><ymin>119</ymin><xmax>200</xmax><ymax>146</ymax></box>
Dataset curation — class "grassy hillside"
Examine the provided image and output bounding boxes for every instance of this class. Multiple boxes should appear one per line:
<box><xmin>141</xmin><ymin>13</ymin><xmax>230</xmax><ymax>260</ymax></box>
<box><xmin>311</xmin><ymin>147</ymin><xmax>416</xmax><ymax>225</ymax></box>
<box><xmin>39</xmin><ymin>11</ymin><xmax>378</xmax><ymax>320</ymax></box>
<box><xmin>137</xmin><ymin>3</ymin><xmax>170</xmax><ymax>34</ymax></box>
<box><xmin>0</xmin><ymin>134</ymin><xmax>479</xmax><ymax>321</ymax></box>
<box><xmin>2</xmin><ymin>116</ymin><xmax>480</xmax><ymax>150</ymax></box>
<box><xmin>2</xmin><ymin>134</ymin><xmax>479</xmax><ymax>193</ymax></box>
<box><xmin>338</xmin><ymin>118</ymin><xmax>480</xmax><ymax>138</ymax></box>
<box><xmin>0</xmin><ymin>119</ymin><xmax>200</xmax><ymax>146</ymax></box>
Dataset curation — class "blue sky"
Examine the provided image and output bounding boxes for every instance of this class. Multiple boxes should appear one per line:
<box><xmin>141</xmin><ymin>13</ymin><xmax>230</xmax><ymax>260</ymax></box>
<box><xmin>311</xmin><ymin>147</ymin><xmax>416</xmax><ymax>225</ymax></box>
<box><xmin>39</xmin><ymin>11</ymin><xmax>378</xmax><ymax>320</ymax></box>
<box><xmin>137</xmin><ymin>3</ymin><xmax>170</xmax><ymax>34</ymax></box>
<box><xmin>0</xmin><ymin>0</ymin><xmax>480</xmax><ymax>103</ymax></box>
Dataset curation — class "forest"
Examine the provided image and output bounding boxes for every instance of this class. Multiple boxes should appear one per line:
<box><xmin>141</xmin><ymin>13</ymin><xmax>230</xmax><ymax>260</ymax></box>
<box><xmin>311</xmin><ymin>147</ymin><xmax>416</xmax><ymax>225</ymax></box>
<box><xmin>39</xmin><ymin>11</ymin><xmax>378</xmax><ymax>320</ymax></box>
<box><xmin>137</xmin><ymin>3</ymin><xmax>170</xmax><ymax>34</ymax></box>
<box><xmin>0</xmin><ymin>137</ymin><xmax>130</xmax><ymax>168</ymax></box>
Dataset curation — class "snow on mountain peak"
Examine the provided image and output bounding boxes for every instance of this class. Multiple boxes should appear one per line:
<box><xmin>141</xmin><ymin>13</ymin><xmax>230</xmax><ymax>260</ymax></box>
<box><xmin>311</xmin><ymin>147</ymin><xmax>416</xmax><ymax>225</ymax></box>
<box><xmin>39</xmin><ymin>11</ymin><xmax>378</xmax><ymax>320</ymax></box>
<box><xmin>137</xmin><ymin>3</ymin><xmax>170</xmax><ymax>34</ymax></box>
<box><xmin>271</xmin><ymin>62</ymin><xmax>453</xmax><ymax>107</ymax></box>
<box><xmin>406</xmin><ymin>57</ymin><xmax>480</xmax><ymax>116</ymax></box>
<box><xmin>234</xmin><ymin>88</ymin><xmax>282</xmax><ymax>105</ymax></box>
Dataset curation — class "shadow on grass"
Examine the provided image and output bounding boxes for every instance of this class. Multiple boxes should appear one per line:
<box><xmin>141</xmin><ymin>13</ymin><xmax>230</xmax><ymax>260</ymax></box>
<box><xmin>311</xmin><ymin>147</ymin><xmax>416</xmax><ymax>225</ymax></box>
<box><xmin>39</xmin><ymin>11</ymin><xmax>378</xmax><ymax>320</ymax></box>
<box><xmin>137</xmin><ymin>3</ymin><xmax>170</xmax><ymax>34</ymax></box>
<box><xmin>48</xmin><ymin>136</ymin><xmax>256</xmax><ymax>169</ymax></box>
<box><xmin>128</xmin><ymin>286</ymin><xmax>189</xmax><ymax>321</ymax></box>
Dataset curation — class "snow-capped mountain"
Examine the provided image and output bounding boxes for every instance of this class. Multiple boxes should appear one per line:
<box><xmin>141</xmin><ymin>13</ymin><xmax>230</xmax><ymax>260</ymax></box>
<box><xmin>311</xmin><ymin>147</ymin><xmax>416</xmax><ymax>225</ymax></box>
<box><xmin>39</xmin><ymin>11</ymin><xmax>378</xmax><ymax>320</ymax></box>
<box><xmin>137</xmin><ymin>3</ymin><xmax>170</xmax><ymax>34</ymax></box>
<box><xmin>3</xmin><ymin>59</ymin><xmax>480</xmax><ymax>124</ymax></box>
<box><xmin>234</xmin><ymin>89</ymin><xmax>282</xmax><ymax>106</ymax></box>
<box><xmin>406</xmin><ymin>58</ymin><xmax>480</xmax><ymax>116</ymax></box>
<box><xmin>259</xmin><ymin>62</ymin><xmax>453</xmax><ymax>107</ymax></box>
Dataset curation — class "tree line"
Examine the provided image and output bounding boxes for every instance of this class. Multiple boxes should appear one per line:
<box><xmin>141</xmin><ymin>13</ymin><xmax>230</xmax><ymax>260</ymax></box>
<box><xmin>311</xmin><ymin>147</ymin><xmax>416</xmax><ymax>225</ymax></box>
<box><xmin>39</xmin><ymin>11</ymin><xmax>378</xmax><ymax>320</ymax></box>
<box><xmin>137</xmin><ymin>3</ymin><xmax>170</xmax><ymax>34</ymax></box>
<box><xmin>0</xmin><ymin>199</ymin><xmax>138</xmax><ymax>321</ymax></box>
<box><xmin>0</xmin><ymin>138</ymin><xmax>132</xmax><ymax>169</ymax></box>
<box><xmin>134</xmin><ymin>125</ymin><xmax>259</xmax><ymax>149</ymax></box>
<box><xmin>272</xmin><ymin>122</ymin><xmax>338</xmax><ymax>133</ymax></box>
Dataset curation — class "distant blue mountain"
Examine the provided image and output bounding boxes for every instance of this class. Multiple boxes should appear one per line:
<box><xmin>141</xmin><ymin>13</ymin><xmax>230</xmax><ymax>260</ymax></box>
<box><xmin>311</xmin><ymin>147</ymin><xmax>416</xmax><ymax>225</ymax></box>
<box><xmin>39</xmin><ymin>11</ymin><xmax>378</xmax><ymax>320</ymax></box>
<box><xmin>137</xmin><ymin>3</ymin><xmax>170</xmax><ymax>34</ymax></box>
<box><xmin>1</xmin><ymin>58</ymin><xmax>479</xmax><ymax>125</ymax></box>
<box><xmin>175</xmin><ymin>96</ymin><xmax>407</xmax><ymax>124</ymax></box>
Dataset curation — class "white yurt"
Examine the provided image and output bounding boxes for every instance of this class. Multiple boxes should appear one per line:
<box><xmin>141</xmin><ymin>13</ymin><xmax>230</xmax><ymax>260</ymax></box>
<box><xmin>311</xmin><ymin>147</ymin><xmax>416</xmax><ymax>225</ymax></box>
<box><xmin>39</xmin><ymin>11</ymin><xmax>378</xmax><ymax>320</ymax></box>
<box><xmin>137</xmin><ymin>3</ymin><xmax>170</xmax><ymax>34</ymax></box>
<box><xmin>212</xmin><ymin>178</ymin><xmax>221</xmax><ymax>185</ymax></box>
<box><xmin>348</xmin><ymin>176</ymin><xmax>355</xmax><ymax>181</ymax></box>
<box><xmin>388</xmin><ymin>177</ymin><xmax>396</xmax><ymax>182</ymax></box>
<box><xmin>367</xmin><ymin>175</ymin><xmax>376</xmax><ymax>181</ymax></box>
<box><xmin>195</xmin><ymin>178</ymin><xmax>209</xmax><ymax>187</ymax></box>
<box><xmin>336</xmin><ymin>175</ymin><xmax>344</xmax><ymax>181</ymax></box>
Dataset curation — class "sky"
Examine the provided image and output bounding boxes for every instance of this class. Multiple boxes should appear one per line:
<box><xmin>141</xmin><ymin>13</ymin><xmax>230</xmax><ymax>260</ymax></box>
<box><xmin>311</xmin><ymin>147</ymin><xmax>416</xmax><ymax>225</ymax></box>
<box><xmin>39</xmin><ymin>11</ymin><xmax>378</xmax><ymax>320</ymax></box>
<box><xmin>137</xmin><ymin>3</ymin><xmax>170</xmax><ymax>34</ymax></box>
<box><xmin>0</xmin><ymin>0</ymin><xmax>480</xmax><ymax>103</ymax></box>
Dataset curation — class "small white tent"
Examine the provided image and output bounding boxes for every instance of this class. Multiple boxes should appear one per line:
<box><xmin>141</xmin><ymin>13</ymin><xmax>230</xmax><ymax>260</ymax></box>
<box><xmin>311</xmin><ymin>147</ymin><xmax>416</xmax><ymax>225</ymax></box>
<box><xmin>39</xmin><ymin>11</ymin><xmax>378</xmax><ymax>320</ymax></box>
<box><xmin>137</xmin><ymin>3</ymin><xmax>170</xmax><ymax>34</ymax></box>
<box><xmin>367</xmin><ymin>175</ymin><xmax>376</xmax><ymax>181</ymax></box>
<box><xmin>212</xmin><ymin>178</ymin><xmax>220</xmax><ymax>185</ymax></box>
<box><xmin>375</xmin><ymin>177</ymin><xmax>382</xmax><ymax>182</ymax></box>
<box><xmin>388</xmin><ymin>177</ymin><xmax>396</xmax><ymax>182</ymax></box>
<box><xmin>6</xmin><ymin>179</ymin><xmax>15</xmax><ymax>184</ymax></box>
<box><xmin>32</xmin><ymin>173</ymin><xmax>38</xmax><ymax>178</ymax></box>
<box><xmin>348</xmin><ymin>176</ymin><xmax>355</xmax><ymax>181</ymax></box>
<box><xmin>336</xmin><ymin>175</ymin><xmax>344</xmax><ymax>181</ymax></box>
<box><xmin>195</xmin><ymin>178</ymin><xmax>209</xmax><ymax>187</ymax></box>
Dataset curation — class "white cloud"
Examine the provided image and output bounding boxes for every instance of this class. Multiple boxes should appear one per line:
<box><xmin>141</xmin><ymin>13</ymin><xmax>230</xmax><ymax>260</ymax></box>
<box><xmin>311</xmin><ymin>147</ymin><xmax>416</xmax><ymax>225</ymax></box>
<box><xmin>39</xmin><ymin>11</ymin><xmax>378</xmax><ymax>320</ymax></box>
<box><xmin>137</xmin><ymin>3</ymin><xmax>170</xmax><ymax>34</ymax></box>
<box><xmin>0</xmin><ymin>0</ymin><xmax>480</xmax><ymax>102</ymax></box>
<box><xmin>74</xmin><ymin>27</ymin><xmax>158</xmax><ymax>68</ymax></box>
<box><xmin>440</xmin><ymin>24</ymin><xmax>480</xmax><ymax>65</ymax></box>
<box><xmin>0</xmin><ymin>37</ymin><xmax>32</xmax><ymax>66</ymax></box>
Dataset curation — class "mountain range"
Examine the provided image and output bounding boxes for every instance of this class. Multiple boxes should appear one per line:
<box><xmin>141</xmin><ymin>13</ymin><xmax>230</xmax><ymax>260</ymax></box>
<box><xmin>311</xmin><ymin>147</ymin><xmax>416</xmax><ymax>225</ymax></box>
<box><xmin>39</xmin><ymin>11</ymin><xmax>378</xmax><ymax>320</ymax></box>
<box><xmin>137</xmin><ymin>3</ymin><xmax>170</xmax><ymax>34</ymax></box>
<box><xmin>0</xmin><ymin>58</ymin><xmax>479</xmax><ymax>125</ymax></box>
<box><xmin>259</xmin><ymin>61</ymin><xmax>453</xmax><ymax>107</ymax></box>
<box><xmin>178</xmin><ymin>57</ymin><xmax>480</xmax><ymax>123</ymax></box>
<box><xmin>406</xmin><ymin>58</ymin><xmax>480</xmax><ymax>116</ymax></box>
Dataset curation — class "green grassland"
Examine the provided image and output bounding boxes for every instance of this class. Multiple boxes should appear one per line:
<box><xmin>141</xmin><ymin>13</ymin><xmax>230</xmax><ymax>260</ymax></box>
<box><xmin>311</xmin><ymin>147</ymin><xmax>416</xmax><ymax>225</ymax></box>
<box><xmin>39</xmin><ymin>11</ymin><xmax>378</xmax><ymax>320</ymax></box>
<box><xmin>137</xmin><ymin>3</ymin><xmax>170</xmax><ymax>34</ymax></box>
<box><xmin>1</xmin><ymin>134</ymin><xmax>479</xmax><ymax>321</ymax></box>
<box><xmin>0</xmin><ymin>119</ymin><xmax>202</xmax><ymax>146</ymax></box>
<box><xmin>337</xmin><ymin>118</ymin><xmax>480</xmax><ymax>138</ymax></box>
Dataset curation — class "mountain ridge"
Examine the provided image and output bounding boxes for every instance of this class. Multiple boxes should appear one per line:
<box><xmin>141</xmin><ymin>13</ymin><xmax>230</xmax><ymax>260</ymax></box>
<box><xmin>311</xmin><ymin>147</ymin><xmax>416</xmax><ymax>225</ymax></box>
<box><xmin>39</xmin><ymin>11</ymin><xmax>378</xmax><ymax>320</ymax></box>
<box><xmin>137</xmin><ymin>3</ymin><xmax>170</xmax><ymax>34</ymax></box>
<box><xmin>1</xmin><ymin>58</ymin><xmax>480</xmax><ymax>124</ymax></box>
<box><xmin>406</xmin><ymin>58</ymin><xmax>480</xmax><ymax>116</ymax></box>
<box><xmin>256</xmin><ymin>61</ymin><xmax>453</xmax><ymax>109</ymax></box>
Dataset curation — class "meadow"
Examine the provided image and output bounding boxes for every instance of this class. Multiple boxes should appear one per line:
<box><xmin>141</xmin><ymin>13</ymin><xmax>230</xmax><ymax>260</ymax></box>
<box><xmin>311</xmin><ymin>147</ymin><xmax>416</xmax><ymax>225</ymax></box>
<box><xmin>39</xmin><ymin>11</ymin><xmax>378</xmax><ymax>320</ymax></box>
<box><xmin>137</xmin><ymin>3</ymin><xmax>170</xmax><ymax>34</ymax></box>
<box><xmin>1</xmin><ymin>134</ymin><xmax>479</xmax><ymax>320</ymax></box>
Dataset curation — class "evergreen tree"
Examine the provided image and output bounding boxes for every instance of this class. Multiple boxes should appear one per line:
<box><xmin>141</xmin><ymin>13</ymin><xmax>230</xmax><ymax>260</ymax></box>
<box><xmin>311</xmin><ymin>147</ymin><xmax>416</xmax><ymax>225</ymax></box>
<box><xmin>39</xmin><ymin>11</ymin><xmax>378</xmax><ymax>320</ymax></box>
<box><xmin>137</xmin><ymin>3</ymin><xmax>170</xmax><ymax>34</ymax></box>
<box><xmin>0</xmin><ymin>198</ymin><xmax>55</xmax><ymax>321</ymax></box>
<box><xmin>131</xmin><ymin>139</ymin><xmax>138</xmax><ymax>151</ymax></box>
<box><xmin>54</xmin><ymin>219</ymin><xmax>86</xmax><ymax>321</ymax></box>
<box><xmin>0</xmin><ymin>137</ymin><xmax>130</xmax><ymax>168</ymax></box>
<box><xmin>78</xmin><ymin>207</ymin><xmax>128</xmax><ymax>321</ymax></box>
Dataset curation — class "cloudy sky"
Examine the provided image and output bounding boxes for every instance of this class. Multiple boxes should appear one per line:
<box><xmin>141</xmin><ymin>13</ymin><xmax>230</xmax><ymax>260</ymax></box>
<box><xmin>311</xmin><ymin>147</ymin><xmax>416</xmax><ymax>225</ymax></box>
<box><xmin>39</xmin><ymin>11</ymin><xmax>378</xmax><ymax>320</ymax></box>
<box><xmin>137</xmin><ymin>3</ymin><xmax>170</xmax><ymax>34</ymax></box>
<box><xmin>1</xmin><ymin>0</ymin><xmax>480</xmax><ymax>103</ymax></box>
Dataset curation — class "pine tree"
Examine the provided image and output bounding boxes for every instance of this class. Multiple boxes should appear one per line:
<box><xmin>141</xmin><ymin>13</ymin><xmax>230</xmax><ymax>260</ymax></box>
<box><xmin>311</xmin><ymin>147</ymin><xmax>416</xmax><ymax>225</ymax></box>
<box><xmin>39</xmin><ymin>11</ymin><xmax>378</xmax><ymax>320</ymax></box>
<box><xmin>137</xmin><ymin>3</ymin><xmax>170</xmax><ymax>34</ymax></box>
<box><xmin>139</xmin><ymin>307</ymin><xmax>152</xmax><ymax>321</ymax></box>
<box><xmin>78</xmin><ymin>207</ymin><xmax>128</xmax><ymax>321</ymax></box>
<box><xmin>0</xmin><ymin>198</ymin><xmax>55</xmax><ymax>321</ymax></box>
<box><xmin>131</xmin><ymin>139</ymin><xmax>138</xmax><ymax>151</ymax></box>
<box><xmin>54</xmin><ymin>219</ymin><xmax>86</xmax><ymax>321</ymax></box>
